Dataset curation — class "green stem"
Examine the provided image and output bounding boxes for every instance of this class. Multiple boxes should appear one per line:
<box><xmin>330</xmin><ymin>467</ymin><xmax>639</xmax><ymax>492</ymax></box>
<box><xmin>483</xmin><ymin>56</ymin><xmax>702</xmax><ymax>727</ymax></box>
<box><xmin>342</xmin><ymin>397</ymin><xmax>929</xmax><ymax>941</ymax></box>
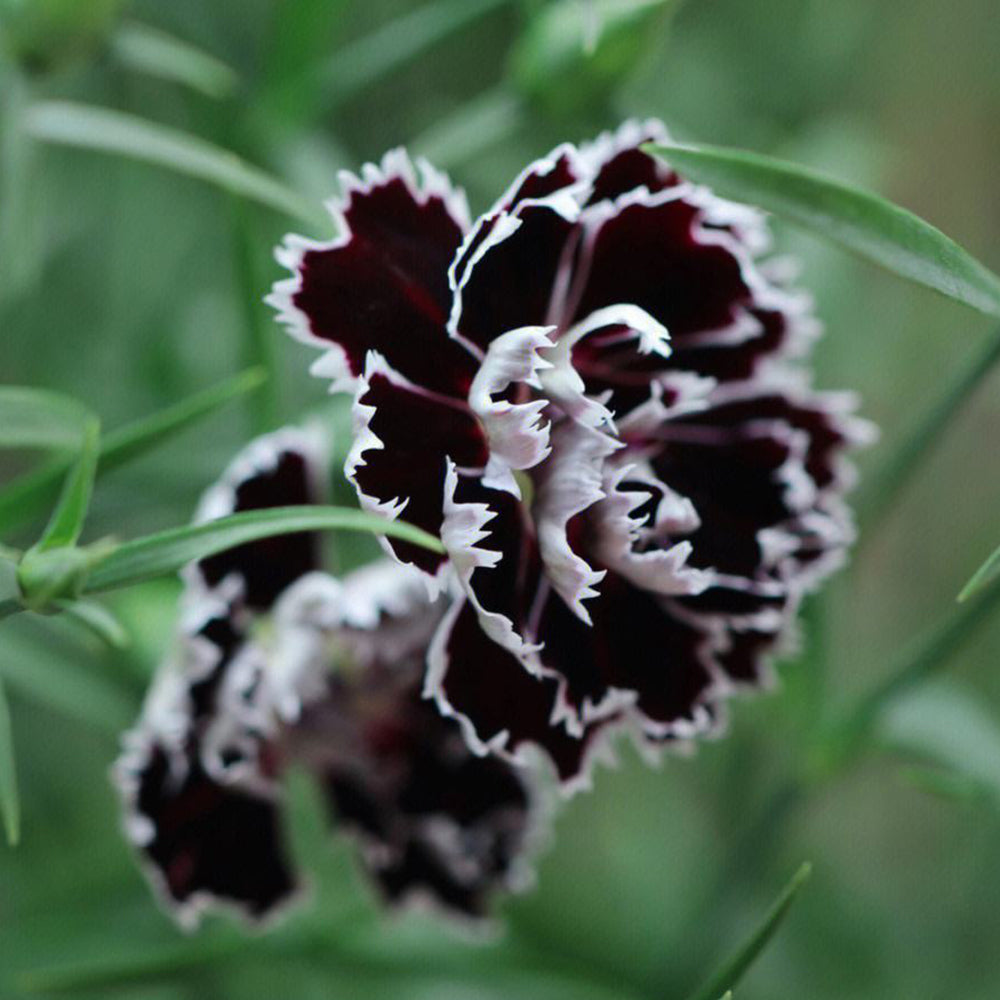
<box><xmin>827</xmin><ymin>570</ymin><xmax>1000</xmax><ymax>767</ymax></box>
<box><xmin>228</xmin><ymin>198</ymin><xmax>279</xmax><ymax>433</ymax></box>
<box><xmin>858</xmin><ymin>325</ymin><xmax>1000</xmax><ymax>528</ymax></box>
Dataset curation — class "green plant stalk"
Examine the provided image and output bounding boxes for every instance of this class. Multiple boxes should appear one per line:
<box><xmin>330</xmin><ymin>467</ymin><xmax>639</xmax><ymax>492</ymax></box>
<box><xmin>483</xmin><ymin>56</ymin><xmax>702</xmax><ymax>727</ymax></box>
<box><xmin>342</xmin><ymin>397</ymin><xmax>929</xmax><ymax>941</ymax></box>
<box><xmin>0</xmin><ymin>368</ymin><xmax>265</xmax><ymax>536</ymax></box>
<box><xmin>228</xmin><ymin>198</ymin><xmax>279</xmax><ymax>432</ymax></box>
<box><xmin>859</xmin><ymin>325</ymin><xmax>1000</xmax><ymax>528</ymax></box>
<box><xmin>828</xmin><ymin>569</ymin><xmax>1000</xmax><ymax>767</ymax></box>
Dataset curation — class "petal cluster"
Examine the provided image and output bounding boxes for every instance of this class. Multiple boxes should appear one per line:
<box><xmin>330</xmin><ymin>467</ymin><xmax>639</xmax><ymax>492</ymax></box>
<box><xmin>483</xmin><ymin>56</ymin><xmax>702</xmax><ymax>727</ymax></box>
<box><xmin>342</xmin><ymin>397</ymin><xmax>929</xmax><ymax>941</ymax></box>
<box><xmin>270</xmin><ymin>121</ymin><xmax>872</xmax><ymax>790</ymax></box>
<box><xmin>269</xmin><ymin>125</ymin><xmax>874</xmax><ymax>794</ymax></box>
<box><xmin>116</xmin><ymin>430</ymin><xmax>538</xmax><ymax>926</ymax></box>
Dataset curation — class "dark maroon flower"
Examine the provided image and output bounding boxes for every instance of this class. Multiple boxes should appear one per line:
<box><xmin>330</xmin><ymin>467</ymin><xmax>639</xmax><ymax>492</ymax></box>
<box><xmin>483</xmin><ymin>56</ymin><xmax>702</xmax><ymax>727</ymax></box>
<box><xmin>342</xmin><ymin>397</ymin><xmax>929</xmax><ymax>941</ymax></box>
<box><xmin>270</xmin><ymin>121</ymin><xmax>874</xmax><ymax>791</ymax></box>
<box><xmin>116</xmin><ymin>429</ymin><xmax>539</xmax><ymax>926</ymax></box>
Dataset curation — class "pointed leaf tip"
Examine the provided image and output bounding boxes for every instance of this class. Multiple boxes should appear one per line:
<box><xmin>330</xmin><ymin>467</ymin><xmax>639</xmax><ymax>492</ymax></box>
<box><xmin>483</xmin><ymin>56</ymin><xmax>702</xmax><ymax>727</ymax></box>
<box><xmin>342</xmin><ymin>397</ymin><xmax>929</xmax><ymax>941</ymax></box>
<box><xmin>644</xmin><ymin>141</ymin><xmax>1000</xmax><ymax>318</ymax></box>
<box><xmin>686</xmin><ymin>862</ymin><xmax>811</xmax><ymax>1000</ymax></box>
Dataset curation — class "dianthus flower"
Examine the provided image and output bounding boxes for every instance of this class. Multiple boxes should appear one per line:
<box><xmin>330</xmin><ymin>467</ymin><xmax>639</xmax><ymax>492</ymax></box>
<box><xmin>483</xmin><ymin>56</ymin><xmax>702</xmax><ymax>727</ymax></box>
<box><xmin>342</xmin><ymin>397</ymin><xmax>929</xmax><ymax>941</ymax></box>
<box><xmin>116</xmin><ymin>429</ymin><xmax>539</xmax><ymax>925</ymax></box>
<box><xmin>270</xmin><ymin>120</ymin><xmax>872</xmax><ymax>790</ymax></box>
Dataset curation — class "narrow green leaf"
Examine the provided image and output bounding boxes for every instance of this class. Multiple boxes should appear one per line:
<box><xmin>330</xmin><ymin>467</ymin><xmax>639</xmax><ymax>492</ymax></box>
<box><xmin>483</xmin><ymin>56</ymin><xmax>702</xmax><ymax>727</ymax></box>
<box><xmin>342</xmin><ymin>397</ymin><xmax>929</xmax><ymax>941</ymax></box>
<box><xmin>0</xmin><ymin>369</ymin><xmax>266</xmax><ymax>535</ymax></box>
<box><xmin>84</xmin><ymin>506</ymin><xmax>444</xmax><ymax>594</ymax></box>
<box><xmin>0</xmin><ymin>674</ymin><xmax>20</xmax><ymax>846</ymax></box>
<box><xmin>0</xmin><ymin>386</ymin><xmax>92</xmax><ymax>450</ymax></box>
<box><xmin>861</xmin><ymin>327</ymin><xmax>1000</xmax><ymax>529</ymax></box>
<box><xmin>959</xmin><ymin>537</ymin><xmax>1000</xmax><ymax>602</ymax></box>
<box><xmin>686</xmin><ymin>862</ymin><xmax>812</xmax><ymax>1000</ymax></box>
<box><xmin>25</xmin><ymin>102</ymin><xmax>319</xmax><ymax>225</ymax></box>
<box><xmin>110</xmin><ymin>21</ymin><xmax>240</xmax><ymax>98</ymax></box>
<box><xmin>319</xmin><ymin>0</ymin><xmax>508</xmax><ymax>104</ymax></box>
<box><xmin>644</xmin><ymin>142</ymin><xmax>1000</xmax><ymax>317</ymax></box>
<box><xmin>36</xmin><ymin>417</ymin><xmax>100</xmax><ymax>551</ymax></box>
<box><xmin>53</xmin><ymin>599</ymin><xmax>129</xmax><ymax>649</ymax></box>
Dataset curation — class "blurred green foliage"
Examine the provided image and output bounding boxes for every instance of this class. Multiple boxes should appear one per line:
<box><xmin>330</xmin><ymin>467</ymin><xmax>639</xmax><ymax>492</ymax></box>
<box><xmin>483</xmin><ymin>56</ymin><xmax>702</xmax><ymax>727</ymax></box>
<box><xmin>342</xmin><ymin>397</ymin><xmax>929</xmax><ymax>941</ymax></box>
<box><xmin>2</xmin><ymin>0</ymin><xmax>1000</xmax><ymax>997</ymax></box>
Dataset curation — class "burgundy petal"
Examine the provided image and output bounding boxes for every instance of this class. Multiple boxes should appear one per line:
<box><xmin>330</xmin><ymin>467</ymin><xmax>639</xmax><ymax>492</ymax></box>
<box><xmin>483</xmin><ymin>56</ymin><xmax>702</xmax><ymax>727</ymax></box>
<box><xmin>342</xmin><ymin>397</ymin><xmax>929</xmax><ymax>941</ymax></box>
<box><xmin>450</xmin><ymin>194</ymin><xmax>579</xmax><ymax>354</ymax></box>
<box><xmin>535</xmin><ymin>574</ymin><xmax>719</xmax><ymax>738</ymax></box>
<box><xmin>124</xmin><ymin>742</ymin><xmax>295</xmax><ymax>925</ymax></box>
<box><xmin>193</xmin><ymin>428</ymin><xmax>325</xmax><ymax>611</ymax></box>
<box><xmin>427</xmin><ymin>599</ymin><xmax>611</xmax><ymax>789</ymax></box>
<box><xmin>271</xmin><ymin>150</ymin><xmax>478</xmax><ymax>397</ymax></box>
<box><xmin>349</xmin><ymin>358</ymin><xmax>489</xmax><ymax>579</ymax></box>
<box><xmin>579</xmin><ymin>119</ymin><xmax>680</xmax><ymax>205</ymax></box>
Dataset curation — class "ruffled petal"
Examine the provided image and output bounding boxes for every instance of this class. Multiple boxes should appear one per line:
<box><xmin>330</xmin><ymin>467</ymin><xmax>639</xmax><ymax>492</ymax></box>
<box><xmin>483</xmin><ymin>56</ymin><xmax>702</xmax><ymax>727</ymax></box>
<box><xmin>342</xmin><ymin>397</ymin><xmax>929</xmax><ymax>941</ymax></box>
<box><xmin>116</xmin><ymin>596</ymin><xmax>298</xmax><ymax>927</ymax></box>
<box><xmin>567</xmin><ymin>186</ymin><xmax>800</xmax><ymax>379</ymax></box>
<box><xmin>426</xmin><ymin>598</ymin><xmax>613</xmax><ymax>791</ymax></box>
<box><xmin>534</xmin><ymin>575</ymin><xmax>721</xmax><ymax>740</ymax></box>
<box><xmin>270</xmin><ymin>149</ymin><xmax>478</xmax><ymax>397</ymax></box>
<box><xmin>449</xmin><ymin>191</ymin><xmax>580</xmax><ymax>354</ymax></box>
<box><xmin>191</xmin><ymin>427</ymin><xmax>326</xmax><ymax>611</ymax></box>
<box><xmin>348</xmin><ymin>356</ymin><xmax>489</xmax><ymax>579</ymax></box>
<box><xmin>467</xmin><ymin>326</ymin><xmax>556</xmax><ymax>494</ymax></box>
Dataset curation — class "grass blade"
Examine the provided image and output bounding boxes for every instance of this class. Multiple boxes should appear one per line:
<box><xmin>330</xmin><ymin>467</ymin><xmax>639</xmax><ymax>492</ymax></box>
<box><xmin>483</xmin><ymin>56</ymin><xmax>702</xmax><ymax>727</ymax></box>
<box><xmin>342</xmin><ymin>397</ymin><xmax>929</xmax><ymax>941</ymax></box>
<box><xmin>686</xmin><ymin>862</ymin><xmax>812</xmax><ymax>1000</ymax></box>
<box><xmin>861</xmin><ymin>327</ymin><xmax>1000</xmax><ymax>528</ymax></box>
<box><xmin>645</xmin><ymin>142</ymin><xmax>1000</xmax><ymax>317</ymax></box>
<box><xmin>0</xmin><ymin>674</ymin><xmax>19</xmax><ymax>846</ymax></box>
<box><xmin>35</xmin><ymin>418</ymin><xmax>100</xmax><ymax>551</ymax></box>
<box><xmin>0</xmin><ymin>368</ymin><xmax>266</xmax><ymax>536</ymax></box>
<box><xmin>84</xmin><ymin>506</ymin><xmax>444</xmax><ymax>594</ymax></box>
<box><xmin>110</xmin><ymin>21</ymin><xmax>240</xmax><ymax>99</ymax></box>
<box><xmin>833</xmin><ymin>571</ymin><xmax>1000</xmax><ymax>764</ymax></box>
<box><xmin>0</xmin><ymin>387</ymin><xmax>92</xmax><ymax>451</ymax></box>
<box><xmin>25</xmin><ymin>102</ymin><xmax>319</xmax><ymax>225</ymax></box>
<box><xmin>319</xmin><ymin>0</ymin><xmax>508</xmax><ymax>105</ymax></box>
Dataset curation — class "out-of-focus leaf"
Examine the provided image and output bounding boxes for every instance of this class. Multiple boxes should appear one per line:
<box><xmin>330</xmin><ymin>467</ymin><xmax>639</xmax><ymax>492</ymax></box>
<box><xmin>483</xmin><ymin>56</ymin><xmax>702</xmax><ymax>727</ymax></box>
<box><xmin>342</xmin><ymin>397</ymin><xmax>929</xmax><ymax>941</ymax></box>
<box><xmin>1</xmin><ymin>0</ymin><xmax>123</xmax><ymax>72</ymax></box>
<box><xmin>25</xmin><ymin>102</ymin><xmax>320</xmax><ymax>225</ymax></box>
<box><xmin>412</xmin><ymin>88</ymin><xmax>521</xmax><ymax>168</ymax></box>
<box><xmin>53</xmin><ymin>599</ymin><xmax>129</xmax><ymax>649</ymax></box>
<box><xmin>110</xmin><ymin>21</ymin><xmax>239</xmax><ymax>98</ymax></box>
<box><xmin>829</xmin><ymin>573</ymin><xmax>1000</xmax><ymax>768</ymax></box>
<box><xmin>20</xmin><ymin>936</ymin><xmax>250</xmax><ymax>994</ymax></box>
<box><xmin>320</xmin><ymin>0</ymin><xmax>509</xmax><ymax>104</ymax></box>
<box><xmin>686</xmin><ymin>862</ymin><xmax>811</xmax><ymax>1000</ymax></box>
<box><xmin>0</xmin><ymin>368</ymin><xmax>266</xmax><ymax>536</ymax></box>
<box><xmin>0</xmin><ymin>386</ymin><xmax>92</xmax><ymax>451</ymax></box>
<box><xmin>0</xmin><ymin>674</ymin><xmax>20</xmax><ymax>846</ymax></box>
<box><xmin>84</xmin><ymin>506</ymin><xmax>444</xmax><ymax>594</ymax></box>
<box><xmin>644</xmin><ymin>142</ymin><xmax>1000</xmax><ymax>317</ymax></box>
<box><xmin>959</xmin><ymin>533</ymin><xmax>1000</xmax><ymax>602</ymax></box>
<box><xmin>0</xmin><ymin>619</ymin><xmax>135</xmax><ymax>734</ymax></box>
<box><xmin>881</xmin><ymin>682</ymin><xmax>1000</xmax><ymax>803</ymax></box>
<box><xmin>898</xmin><ymin>766</ymin><xmax>991</xmax><ymax>806</ymax></box>
<box><xmin>511</xmin><ymin>0</ymin><xmax>676</xmax><ymax>115</ymax></box>
<box><xmin>861</xmin><ymin>328</ymin><xmax>1000</xmax><ymax>528</ymax></box>
<box><xmin>228</xmin><ymin>202</ymin><xmax>278</xmax><ymax>432</ymax></box>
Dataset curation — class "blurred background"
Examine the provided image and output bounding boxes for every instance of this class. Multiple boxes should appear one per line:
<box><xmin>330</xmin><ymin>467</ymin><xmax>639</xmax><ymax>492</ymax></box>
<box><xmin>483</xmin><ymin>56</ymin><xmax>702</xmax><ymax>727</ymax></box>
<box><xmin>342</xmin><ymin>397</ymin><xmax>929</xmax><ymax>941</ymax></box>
<box><xmin>2</xmin><ymin>1</ymin><xmax>1000</xmax><ymax>997</ymax></box>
